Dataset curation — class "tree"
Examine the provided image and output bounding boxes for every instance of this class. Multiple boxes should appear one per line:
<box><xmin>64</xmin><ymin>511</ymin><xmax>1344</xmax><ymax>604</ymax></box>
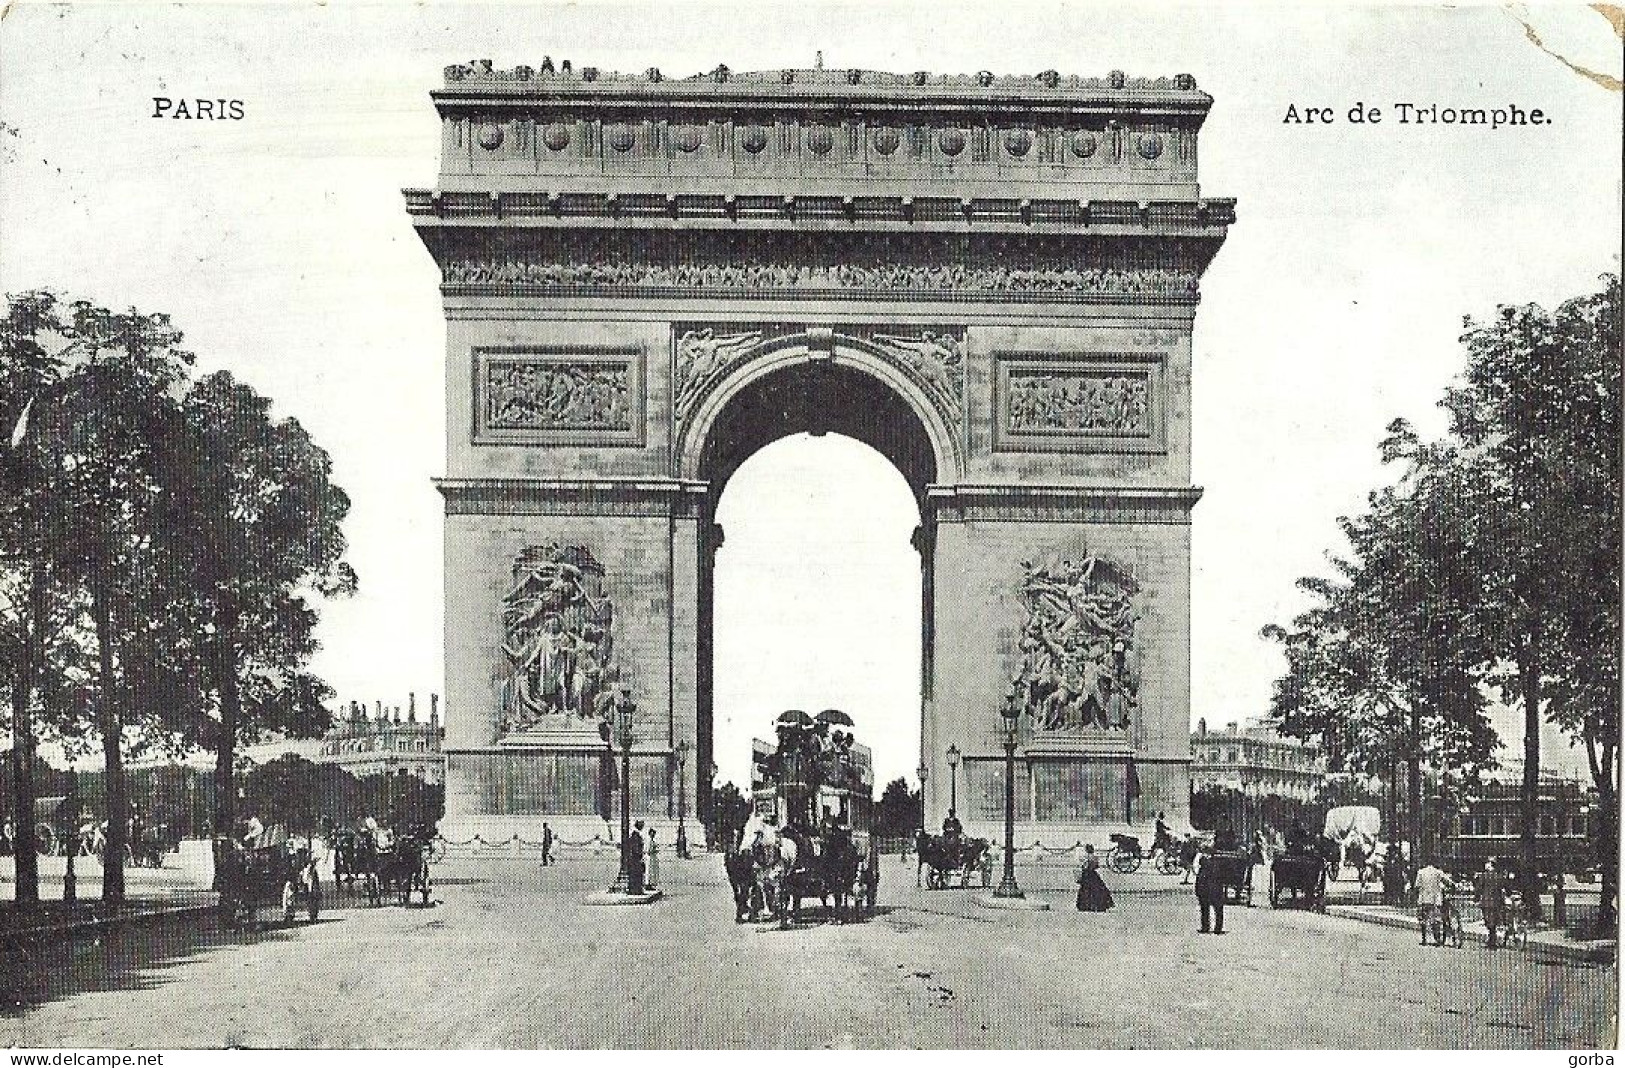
<box><xmin>2</xmin><ymin>292</ymin><xmax>195</xmax><ymax>903</ymax></box>
<box><xmin>1398</xmin><ymin>274</ymin><xmax>1620</xmax><ymax>927</ymax></box>
<box><xmin>155</xmin><ymin>371</ymin><xmax>356</xmax><ymax>847</ymax></box>
<box><xmin>1263</xmin><ymin>476</ymin><xmax>1498</xmax><ymax>868</ymax></box>
<box><xmin>874</xmin><ymin>776</ymin><xmax>922</xmax><ymax>839</ymax></box>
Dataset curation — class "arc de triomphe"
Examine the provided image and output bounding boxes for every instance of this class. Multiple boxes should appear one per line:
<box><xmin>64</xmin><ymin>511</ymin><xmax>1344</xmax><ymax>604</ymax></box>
<box><xmin>406</xmin><ymin>59</ymin><xmax>1233</xmax><ymax>846</ymax></box>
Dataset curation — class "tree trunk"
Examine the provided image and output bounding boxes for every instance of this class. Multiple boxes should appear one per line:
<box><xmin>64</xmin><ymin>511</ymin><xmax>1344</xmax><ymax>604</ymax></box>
<box><xmin>1517</xmin><ymin>639</ymin><xmax>1542</xmax><ymax>921</ymax></box>
<box><xmin>1407</xmin><ymin>716</ymin><xmax>1422</xmax><ymax>876</ymax></box>
<box><xmin>1584</xmin><ymin>720</ymin><xmax>1617</xmax><ymax>937</ymax></box>
<box><xmin>9</xmin><ymin>530</ymin><xmax>51</xmax><ymax>905</ymax></box>
<box><xmin>89</xmin><ymin>584</ymin><xmax>127</xmax><ymax>903</ymax></box>
<box><xmin>8</xmin><ymin>609</ymin><xmax>40</xmax><ymax>904</ymax></box>
<box><xmin>210</xmin><ymin>634</ymin><xmax>241</xmax><ymax>845</ymax></box>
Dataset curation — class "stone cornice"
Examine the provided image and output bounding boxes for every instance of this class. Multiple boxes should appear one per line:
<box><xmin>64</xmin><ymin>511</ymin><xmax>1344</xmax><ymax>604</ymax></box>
<box><xmin>926</xmin><ymin>484</ymin><xmax>1203</xmax><ymax>523</ymax></box>
<box><xmin>406</xmin><ymin>188</ymin><xmax>1235</xmax><ymax>237</ymax></box>
<box><xmin>435</xmin><ymin>477</ymin><xmax>709</xmax><ymax>517</ymax></box>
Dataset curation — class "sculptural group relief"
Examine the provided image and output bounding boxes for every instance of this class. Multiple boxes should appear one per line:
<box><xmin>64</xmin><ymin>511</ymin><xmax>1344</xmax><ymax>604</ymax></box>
<box><xmin>1012</xmin><ymin>553</ymin><xmax>1142</xmax><ymax>735</ymax></box>
<box><xmin>1007</xmin><ymin>371</ymin><xmax>1152</xmax><ymax>436</ymax></box>
<box><xmin>484</xmin><ymin>358</ymin><xmax>634</xmax><ymax>433</ymax></box>
<box><xmin>498</xmin><ymin>544</ymin><xmax>618</xmax><ymax>736</ymax></box>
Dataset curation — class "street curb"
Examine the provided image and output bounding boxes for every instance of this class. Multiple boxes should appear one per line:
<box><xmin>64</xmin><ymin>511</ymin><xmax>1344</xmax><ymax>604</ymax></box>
<box><xmin>973</xmin><ymin>892</ymin><xmax>1051</xmax><ymax>910</ymax></box>
<box><xmin>0</xmin><ymin>899</ymin><xmax>217</xmax><ymax>945</ymax></box>
<box><xmin>1325</xmin><ymin>904</ymin><xmax>1617</xmax><ymax>964</ymax></box>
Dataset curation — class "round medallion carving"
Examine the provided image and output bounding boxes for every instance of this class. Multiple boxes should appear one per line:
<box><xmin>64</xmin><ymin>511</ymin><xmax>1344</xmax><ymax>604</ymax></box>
<box><xmin>672</xmin><ymin>125</ymin><xmax>703</xmax><ymax>153</ymax></box>
<box><xmin>806</xmin><ymin>125</ymin><xmax>834</xmax><ymax>155</ymax></box>
<box><xmin>541</xmin><ymin>123</ymin><xmax>571</xmax><ymax>151</ymax></box>
<box><xmin>477</xmin><ymin>123</ymin><xmax>504</xmax><ymax>151</ymax></box>
<box><xmin>740</xmin><ymin>125</ymin><xmax>768</xmax><ymax>154</ymax></box>
<box><xmin>1004</xmin><ymin>129</ymin><xmax>1033</xmax><ymax>157</ymax></box>
<box><xmin>1137</xmin><ymin>133</ymin><xmax>1164</xmax><ymax>160</ymax></box>
<box><xmin>606</xmin><ymin>124</ymin><xmax>636</xmax><ymax>153</ymax></box>
<box><xmin>1071</xmin><ymin>131</ymin><xmax>1098</xmax><ymax>159</ymax></box>
<box><xmin>938</xmin><ymin>128</ymin><xmax>966</xmax><ymax>156</ymax></box>
<box><xmin>872</xmin><ymin>127</ymin><xmax>900</xmax><ymax>155</ymax></box>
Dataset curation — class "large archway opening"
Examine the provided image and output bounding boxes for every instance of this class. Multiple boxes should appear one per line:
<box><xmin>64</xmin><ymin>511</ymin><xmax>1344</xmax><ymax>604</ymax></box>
<box><xmin>711</xmin><ymin>433</ymin><xmax>923</xmax><ymax>795</ymax></box>
<box><xmin>695</xmin><ymin>355</ymin><xmax>946</xmax><ymax>829</ymax></box>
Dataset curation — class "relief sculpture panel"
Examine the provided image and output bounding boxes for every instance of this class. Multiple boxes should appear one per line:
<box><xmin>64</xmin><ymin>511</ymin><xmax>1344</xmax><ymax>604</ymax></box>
<box><xmin>499</xmin><ymin>544</ymin><xmax>619</xmax><ymax>735</ymax></box>
<box><xmin>474</xmin><ymin>349</ymin><xmax>644</xmax><ymax>445</ymax></box>
<box><xmin>1011</xmin><ymin>552</ymin><xmax>1141</xmax><ymax>735</ymax></box>
<box><xmin>994</xmin><ymin>354</ymin><xmax>1164</xmax><ymax>454</ymax></box>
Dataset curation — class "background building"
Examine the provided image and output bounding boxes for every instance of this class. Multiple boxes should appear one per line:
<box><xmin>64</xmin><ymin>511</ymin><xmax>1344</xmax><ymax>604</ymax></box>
<box><xmin>320</xmin><ymin>693</ymin><xmax>447</xmax><ymax>784</ymax></box>
<box><xmin>1190</xmin><ymin>717</ymin><xmax>1325</xmax><ymax>802</ymax></box>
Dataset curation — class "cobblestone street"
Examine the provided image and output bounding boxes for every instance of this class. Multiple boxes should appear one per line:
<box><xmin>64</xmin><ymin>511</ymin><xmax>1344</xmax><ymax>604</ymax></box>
<box><xmin>2</xmin><ymin>852</ymin><xmax>1611</xmax><ymax>1049</ymax></box>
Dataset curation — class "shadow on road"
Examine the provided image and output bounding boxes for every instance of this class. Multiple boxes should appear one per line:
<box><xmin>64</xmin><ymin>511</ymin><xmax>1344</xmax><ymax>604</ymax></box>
<box><xmin>0</xmin><ymin>910</ymin><xmax>325</xmax><ymax>1017</ymax></box>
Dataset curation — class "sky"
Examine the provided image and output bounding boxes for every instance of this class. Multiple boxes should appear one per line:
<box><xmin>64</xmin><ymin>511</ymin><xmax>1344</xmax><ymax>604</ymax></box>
<box><xmin>1</xmin><ymin>1</ymin><xmax>1619</xmax><ymax>789</ymax></box>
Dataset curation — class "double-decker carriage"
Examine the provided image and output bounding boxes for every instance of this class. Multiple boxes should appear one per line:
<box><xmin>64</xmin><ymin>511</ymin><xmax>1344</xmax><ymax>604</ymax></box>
<box><xmin>215</xmin><ymin>837</ymin><xmax>321</xmax><ymax>926</ymax></box>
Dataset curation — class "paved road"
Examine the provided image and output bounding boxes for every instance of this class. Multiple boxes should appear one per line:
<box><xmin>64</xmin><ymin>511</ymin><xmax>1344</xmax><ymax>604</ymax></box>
<box><xmin>2</xmin><ymin>853</ymin><xmax>1612</xmax><ymax>1049</ymax></box>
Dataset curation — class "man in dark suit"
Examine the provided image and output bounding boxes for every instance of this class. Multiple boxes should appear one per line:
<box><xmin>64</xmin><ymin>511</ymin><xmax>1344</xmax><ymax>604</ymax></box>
<box><xmin>1479</xmin><ymin>858</ymin><xmax>1507</xmax><ymax>949</ymax></box>
<box><xmin>1195</xmin><ymin>851</ymin><xmax>1226</xmax><ymax>935</ymax></box>
<box><xmin>625</xmin><ymin>820</ymin><xmax>646</xmax><ymax>894</ymax></box>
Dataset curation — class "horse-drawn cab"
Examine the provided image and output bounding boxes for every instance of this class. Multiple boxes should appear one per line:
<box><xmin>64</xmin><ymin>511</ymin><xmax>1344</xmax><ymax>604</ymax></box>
<box><xmin>216</xmin><ymin>835</ymin><xmax>321</xmax><ymax>926</ymax></box>
<box><xmin>915</xmin><ymin>829</ymin><xmax>991</xmax><ymax>889</ymax></box>
<box><xmin>1269</xmin><ymin>844</ymin><xmax>1328</xmax><ymax>910</ymax></box>
<box><xmin>1106</xmin><ymin>832</ymin><xmax>1184</xmax><ymax>876</ymax></box>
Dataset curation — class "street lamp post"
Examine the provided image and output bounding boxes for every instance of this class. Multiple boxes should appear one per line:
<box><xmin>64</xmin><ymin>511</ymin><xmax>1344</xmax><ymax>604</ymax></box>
<box><xmin>916</xmin><ymin>761</ymin><xmax>930</xmax><ymax>834</ymax></box>
<box><xmin>945</xmin><ymin>744</ymin><xmax>960</xmax><ymax>815</ymax></box>
<box><xmin>994</xmin><ymin>685</ymin><xmax>1025</xmax><ymax>900</ymax></box>
<box><xmin>609</xmin><ymin>689</ymin><xmax>637</xmax><ymax>894</ymax></box>
<box><xmin>675</xmin><ymin>740</ymin><xmax>690</xmax><ymax>858</ymax></box>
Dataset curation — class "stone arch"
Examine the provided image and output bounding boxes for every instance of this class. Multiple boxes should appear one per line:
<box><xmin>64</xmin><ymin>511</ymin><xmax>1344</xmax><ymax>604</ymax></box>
<box><xmin>675</xmin><ymin>331</ymin><xmax>964</xmax><ymax>491</ymax></box>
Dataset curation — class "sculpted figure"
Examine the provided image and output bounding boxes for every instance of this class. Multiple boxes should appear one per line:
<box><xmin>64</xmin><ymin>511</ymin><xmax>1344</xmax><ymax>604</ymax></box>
<box><xmin>500</xmin><ymin>545</ymin><xmax>617</xmax><ymax>731</ymax></box>
<box><xmin>1014</xmin><ymin>553</ymin><xmax>1141</xmax><ymax>732</ymax></box>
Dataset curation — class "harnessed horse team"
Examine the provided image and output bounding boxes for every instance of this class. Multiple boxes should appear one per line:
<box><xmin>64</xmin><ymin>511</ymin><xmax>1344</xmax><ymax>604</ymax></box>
<box><xmin>725</xmin><ymin>815</ymin><xmax>879</xmax><ymax>928</ymax></box>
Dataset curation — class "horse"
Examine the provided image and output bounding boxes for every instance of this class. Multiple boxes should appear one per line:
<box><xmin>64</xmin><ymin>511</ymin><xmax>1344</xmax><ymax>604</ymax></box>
<box><xmin>756</xmin><ymin>831</ymin><xmax>797</xmax><ymax>928</ymax></box>
<box><xmin>817</xmin><ymin>830</ymin><xmax>863</xmax><ymax>923</ymax></box>
<box><xmin>331</xmin><ymin>828</ymin><xmax>380</xmax><ymax>899</ymax></box>
<box><xmin>724</xmin><ymin>847</ymin><xmax>766</xmax><ymax>922</ymax></box>
<box><xmin>373</xmin><ymin>833</ymin><xmax>432</xmax><ymax>907</ymax></box>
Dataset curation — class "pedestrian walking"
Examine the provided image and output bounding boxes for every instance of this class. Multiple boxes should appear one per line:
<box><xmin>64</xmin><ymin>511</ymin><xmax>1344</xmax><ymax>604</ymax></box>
<box><xmin>1195</xmin><ymin>851</ymin><xmax>1226</xmax><ymax>935</ymax></box>
<box><xmin>1478</xmin><ymin>858</ymin><xmax>1507</xmax><ymax>950</ymax></box>
<box><xmin>646</xmin><ymin>827</ymin><xmax>661</xmax><ymax>890</ymax></box>
<box><xmin>1075</xmin><ymin>844</ymin><xmax>1114</xmax><ymax>912</ymax></box>
<box><xmin>540</xmin><ymin>822</ymin><xmax>554</xmax><ymax>867</ymax></box>
<box><xmin>1414</xmin><ymin>861</ymin><xmax>1450</xmax><ymax>946</ymax></box>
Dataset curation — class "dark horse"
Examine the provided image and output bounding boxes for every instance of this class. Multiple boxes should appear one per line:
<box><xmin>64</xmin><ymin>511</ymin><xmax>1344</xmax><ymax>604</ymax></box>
<box><xmin>725</xmin><ymin>847</ymin><xmax>766</xmax><ymax>923</ymax></box>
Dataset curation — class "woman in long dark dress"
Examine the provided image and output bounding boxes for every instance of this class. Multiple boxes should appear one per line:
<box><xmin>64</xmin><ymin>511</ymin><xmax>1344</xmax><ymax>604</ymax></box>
<box><xmin>1076</xmin><ymin>844</ymin><xmax>1114</xmax><ymax>911</ymax></box>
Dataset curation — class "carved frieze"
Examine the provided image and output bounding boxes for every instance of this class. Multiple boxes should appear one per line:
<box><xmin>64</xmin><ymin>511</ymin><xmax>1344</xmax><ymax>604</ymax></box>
<box><xmin>499</xmin><ymin>544</ymin><xmax>618</xmax><ymax>735</ymax></box>
<box><xmin>1012</xmin><ymin>552</ymin><xmax>1142</xmax><ymax>735</ymax></box>
<box><xmin>445</xmin><ymin>258</ymin><xmax>1200</xmax><ymax>300</ymax></box>
<box><xmin>474</xmin><ymin>349</ymin><xmax>645</xmax><ymax>446</ymax></box>
<box><xmin>994</xmin><ymin>353</ymin><xmax>1165</xmax><ymax>454</ymax></box>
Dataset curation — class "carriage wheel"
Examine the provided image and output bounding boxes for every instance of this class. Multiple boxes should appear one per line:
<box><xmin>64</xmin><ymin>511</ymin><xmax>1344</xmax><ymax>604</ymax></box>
<box><xmin>927</xmin><ymin>867</ymin><xmax>947</xmax><ymax>890</ymax></box>
<box><xmin>1107</xmin><ymin>849</ymin><xmax>1138</xmax><ymax>875</ymax></box>
<box><xmin>1156</xmin><ymin>852</ymin><xmax>1182</xmax><ymax>876</ymax></box>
